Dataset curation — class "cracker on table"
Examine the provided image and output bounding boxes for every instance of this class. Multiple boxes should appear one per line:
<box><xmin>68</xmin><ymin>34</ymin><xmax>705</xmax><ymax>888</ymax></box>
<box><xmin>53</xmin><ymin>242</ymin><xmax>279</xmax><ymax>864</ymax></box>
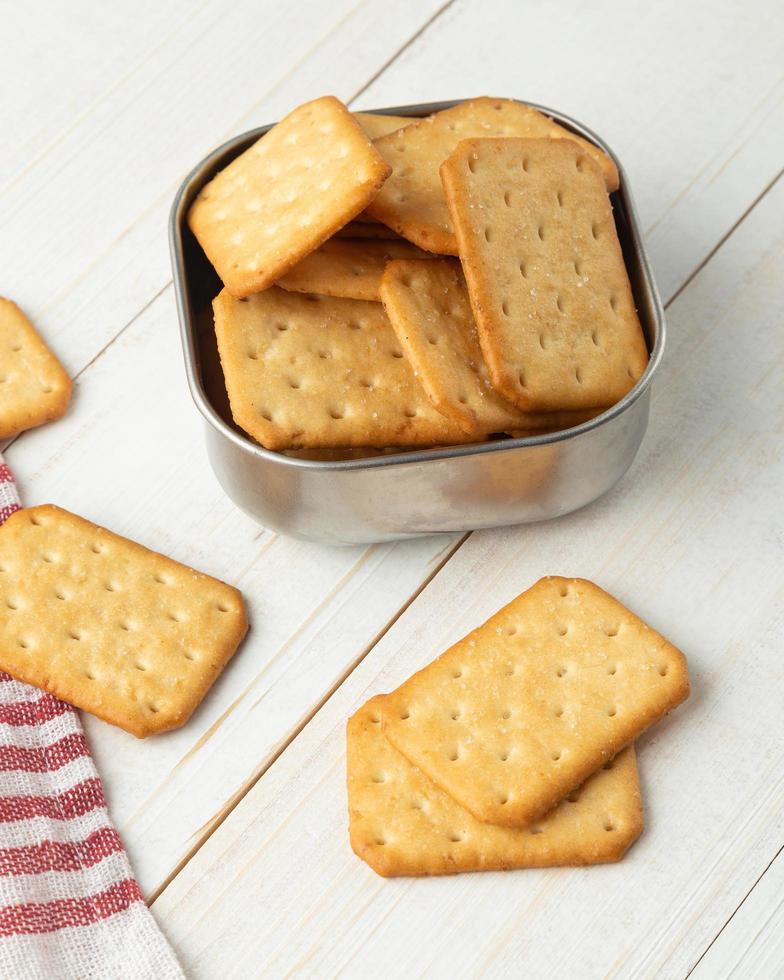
<box><xmin>0</xmin><ymin>299</ymin><xmax>72</xmax><ymax>439</ymax></box>
<box><xmin>380</xmin><ymin>258</ymin><xmax>601</xmax><ymax>434</ymax></box>
<box><xmin>441</xmin><ymin>137</ymin><xmax>649</xmax><ymax>412</ymax></box>
<box><xmin>354</xmin><ymin>112</ymin><xmax>417</xmax><ymax>140</ymax></box>
<box><xmin>276</xmin><ymin>239</ymin><xmax>434</xmax><ymax>302</ymax></box>
<box><xmin>188</xmin><ymin>96</ymin><xmax>391</xmax><ymax>298</ymax></box>
<box><xmin>348</xmin><ymin>696</ymin><xmax>643</xmax><ymax>876</ymax></box>
<box><xmin>366</xmin><ymin>97</ymin><xmax>619</xmax><ymax>253</ymax></box>
<box><xmin>380</xmin><ymin>577</ymin><xmax>689</xmax><ymax>828</ymax></box>
<box><xmin>0</xmin><ymin>506</ymin><xmax>248</xmax><ymax>737</ymax></box>
<box><xmin>213</xmin><ymin>287</ymin><xmax>476</xmax><ymax>450</ymax></box>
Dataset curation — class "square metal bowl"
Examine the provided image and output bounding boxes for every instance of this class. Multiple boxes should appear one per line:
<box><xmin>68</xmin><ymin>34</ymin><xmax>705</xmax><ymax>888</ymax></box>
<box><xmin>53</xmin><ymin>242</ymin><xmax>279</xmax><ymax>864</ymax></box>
<box><xmin>170</xmin><ymin>99</ymin><xmax>664</xmax><ymax>545</ymax></box>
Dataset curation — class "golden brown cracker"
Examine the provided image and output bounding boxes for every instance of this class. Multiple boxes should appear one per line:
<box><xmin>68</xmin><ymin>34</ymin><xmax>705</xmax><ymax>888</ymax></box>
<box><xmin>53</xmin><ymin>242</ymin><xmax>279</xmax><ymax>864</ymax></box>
<box><xmin>348</xmin><ymin>696</ymin><xmax>643</xmax><ymax>876</ymax></box>
<box><xmin>0</xmin><ymin>299</ymin><xmax>72</xmax><ymax>439</ymax></box>
<box><xmin>0</xmin><ymin>506</ymin><xmax>248</xmax><ymax>737</ymax></box>
<box><xmin>380</xmin><ymin>577</ymin><xmax>689</xmax><ymax>828</ymax></box>
<box><xmin>213</xmin><ymin>287</ymin><xmax>476</xmax><ymax>450</ymax></box>
<box><xmin>188</xmin><ymin>96</ymin><xmax>391</xmax><ymax>297</ymax></box>
<box><xmin>277</xmin><ymin>239</ymin><xmax>433</xmax><ymax>302</ymax></box>
<box><xmin>380</xmin><ymin>258</ymin><xmax>601</xmax><ymax>434</ymax></box>
<box><xmin>366</xmin><ymin>97</ymin><xmax>618</xmax><ymax>253</ymax></box>
<box><xmin>441</xmin><ymin>137</ymin><xmax>648</xmax><ymax>411</ymax></box>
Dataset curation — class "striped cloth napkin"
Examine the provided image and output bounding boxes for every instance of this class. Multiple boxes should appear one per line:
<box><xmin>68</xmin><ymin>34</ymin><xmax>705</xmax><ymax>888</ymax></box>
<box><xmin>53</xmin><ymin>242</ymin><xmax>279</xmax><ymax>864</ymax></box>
<box><xmin>0</xmin><ymin>458</ymin><xmax>183</xmax><ymax>979</ymax></box>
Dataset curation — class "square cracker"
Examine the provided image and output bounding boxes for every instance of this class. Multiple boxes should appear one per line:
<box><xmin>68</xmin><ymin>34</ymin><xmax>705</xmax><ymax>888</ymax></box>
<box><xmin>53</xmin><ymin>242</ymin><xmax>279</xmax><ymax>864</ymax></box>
<box><xmin>379</xmin><ymin>577</ymin><xmax>689</xmax><ymax>828</ymax></box>
<box><xmin>380</xmin><ymin>258</ymin><xmax>601</xmax><ymax>434</ymax></box>
<box><xmin>0</xmin><ymin>299</ymin><xmax>72</xmax><ymax>439</ymax></box>
<box><xmin>213</xmin><ymin>287</ymin><xmax>475</xmax><ymax>450</ymax></box>
<box><xmin>0</xmin><ymin>505</ymin><xmax>248</xmax><ymax>738</ymax></box>
<box><xmin>188</xmin><ymin>96</ymin><xmax>391</xmax><ymax>298</ymax></box>
<box><xmin>441</xmin><ymin>137</ymin><xmax>649</xmax><ymax>412</ymax></box>
<box><xmin>276</xmin><ymin>239</ymin><xmax>433</xmax><ymax>302</ymax></box>
<box><xmin>366</xmin><ymin>97</ymin><xmax>619</xmax><ymax>254</ymax></box>
<box><xmin>348</xmin><ymin>696</ymin><xmax>643</xmax><ymax>877</ymax></box>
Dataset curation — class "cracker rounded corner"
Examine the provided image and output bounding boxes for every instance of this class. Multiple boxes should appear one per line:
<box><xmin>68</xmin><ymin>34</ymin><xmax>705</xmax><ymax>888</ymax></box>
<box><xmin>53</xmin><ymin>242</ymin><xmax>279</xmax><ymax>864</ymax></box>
<box><xmin>217</xmin><ymin>583</ymin><xmax>249</xmax><ymax>637</ymax></box>
<box><xmin>591</xmin><ymin>799</ymin><xmax>645</xmax><ymax>866</ymax></box>
<box><xmin>348</xmin><ymin>823</ymin><xmax>397</xmax><ymax>878</ymax></box>
<box><xmin>5</xmin><ymin>503</ymin><xmax>61</xmax><ymax>533</ymax></box>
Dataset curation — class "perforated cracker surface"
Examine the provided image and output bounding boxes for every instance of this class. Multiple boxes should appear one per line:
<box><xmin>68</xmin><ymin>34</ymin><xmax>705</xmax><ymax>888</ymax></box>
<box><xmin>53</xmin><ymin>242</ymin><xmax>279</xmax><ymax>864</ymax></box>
<box><xmin>0</xmin><ymin>506</ymin><xmax>248</xmax><ymax>737</ymax></box>
<box><xmin>213</xmin><ymin>287</ymin><xmax>475</xmax><ymax>450</ymax></box>
<box><xmin>276</xmin><ymin>238</ymin><xmax>433</xmax><ymax>301</ymax></box>
<box><xmin>441</xmin><ymin>138</ymin><xmax>649</xmax><ymax>412</ymax></box>
<box><xmin>0</xmin><ymin>299</ymin><xmax>72</xmax><ymax>439</ymax></box>
<box><xmin>349</xmin><ymin>697</ymin><xmax>643</xmax><ymax>877</ymax></box>
<box><xmin>188</xmin><ymin>96</ymin><xmax>391</xmax><ymax>298</ymax></box>
<box><xmin>380</xmin><ymin>577</ymin><xmax>689</xmax><ymax>828</ymax></box>
<box><xmin>380</xmin><ymin>258</ymin><xmax>601</xmax><ymax>435</ymax></box>
<box><xmin>366</xmin><ymin>97</ymin><xmax>619</xmax><ymax>254</ymax></box>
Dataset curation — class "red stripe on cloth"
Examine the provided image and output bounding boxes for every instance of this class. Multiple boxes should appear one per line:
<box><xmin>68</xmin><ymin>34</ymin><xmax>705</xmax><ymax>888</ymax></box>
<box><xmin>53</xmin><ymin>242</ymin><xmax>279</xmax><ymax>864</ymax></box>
<box><xmin>0</xmin><ymin>827</ymin><xmax>124</xmax><ymax>878</ymax></box>
<box><xmin>0</xmin><ymin>505</ymin><xmax>20</xmax><ymax>523</ymax></box>
<box><xmin>0</xmin><ymin>777</ymin><xmax>106</xmax><ymax>824</ymax></box>
<box><xmin>0</xmin><ymin>693</ymin><xmax>71</xmax><ymax>725</ymax></box>
<box><xmin>0</xmin><ymin>733</ymin><xmax>89</xmax><ymax>773</ymax></box>
<box><xmin>0</xmin><ymin>464</ymin><xmax>15</xmax><ymax>484</ymax></box>
<box><xmin>0</xmin><ymin>878</ymin><xmax>142</xmax><ymax>936</ymax></box>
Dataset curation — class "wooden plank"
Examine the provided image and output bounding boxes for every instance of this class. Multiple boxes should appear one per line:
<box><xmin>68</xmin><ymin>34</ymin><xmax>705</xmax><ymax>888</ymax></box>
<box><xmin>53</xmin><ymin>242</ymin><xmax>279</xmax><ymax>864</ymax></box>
<box><xmin>690</xmin><ymin>849</ymin><xmax>784</xmax><ymax>979</ymax></box>
<box><xmin>357</xmin><ymin>0</ymin><xmax>784</xmax><ymax>300</ymax></box>
<box><xmin>151</xmin><ymin>170</ymin><xmax>784</xmax><ymax>977</ymax></box>
<box><xmin>0</xmin><ymin>0</ymin><xmax>192</xmax><ymax>185</ymax></box>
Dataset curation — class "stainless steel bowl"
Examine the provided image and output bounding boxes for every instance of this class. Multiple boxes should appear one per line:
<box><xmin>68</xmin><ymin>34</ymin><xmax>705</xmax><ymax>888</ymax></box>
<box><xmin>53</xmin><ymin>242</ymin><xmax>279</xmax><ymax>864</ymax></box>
<box><xmin>170</xmin><ymin>99</ymin><xmax>664</xmax><ymax>545</ymax></box>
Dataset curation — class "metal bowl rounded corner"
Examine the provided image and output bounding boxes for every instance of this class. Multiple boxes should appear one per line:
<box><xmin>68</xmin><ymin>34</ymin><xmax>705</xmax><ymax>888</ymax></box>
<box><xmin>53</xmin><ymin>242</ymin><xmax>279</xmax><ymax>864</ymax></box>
<box><xmin>170</xmin><ymin>98</ymin><xmax>665</xmax><ymax>544</ymax></box>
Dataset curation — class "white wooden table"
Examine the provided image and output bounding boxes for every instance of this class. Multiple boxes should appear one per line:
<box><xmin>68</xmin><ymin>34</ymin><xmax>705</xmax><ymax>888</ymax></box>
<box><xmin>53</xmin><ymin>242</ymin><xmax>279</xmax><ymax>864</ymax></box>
<box><xmin>3</xmin><ymin>1</ymin><xmax>783</xmax><ymax>976</ymax></box>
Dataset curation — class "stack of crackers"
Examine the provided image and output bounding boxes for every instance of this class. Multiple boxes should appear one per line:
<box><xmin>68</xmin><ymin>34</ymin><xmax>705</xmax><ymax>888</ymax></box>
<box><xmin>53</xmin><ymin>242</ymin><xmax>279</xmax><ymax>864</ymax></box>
<box><xmin>347</xmin><ymin>578</ymin><xmax>689</xmax><ymax>876</ymax></box>
<box><xmin>189</xmin><ymin>96</ymin><xmax>649</xmax><ymax>457</ymax></box>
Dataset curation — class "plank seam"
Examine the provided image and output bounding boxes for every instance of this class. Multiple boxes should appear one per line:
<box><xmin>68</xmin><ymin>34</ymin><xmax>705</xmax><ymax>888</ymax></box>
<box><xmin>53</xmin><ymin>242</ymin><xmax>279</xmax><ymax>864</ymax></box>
<box><xmin>685</xmin><ymin>844</ymin><xmax>784</xmax><ymax>978</ymax></box>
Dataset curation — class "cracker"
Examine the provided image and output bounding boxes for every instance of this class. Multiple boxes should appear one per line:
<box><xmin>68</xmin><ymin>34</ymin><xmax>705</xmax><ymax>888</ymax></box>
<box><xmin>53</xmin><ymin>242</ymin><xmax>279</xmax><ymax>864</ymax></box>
<box><xmin>366</xmin><ymin>97</ymin><xmax>618</xmax><ymax>253</ymax></box>
<box><xmin>335</xmin><ymin>223</ymin><xmax>402</xmax><ymax>240</ymax></box>
<box><xmin>354</xmin><ymin>112</ymin><xmax>417</xmax><ymax>141</ymax></box>
<box><xmin>213</xmin><ymin>287</ymin><xmax>476</xmax><ymax>450</ymax></box>
<box><xmin>188</xmin><ymin>96</ymin><xmax>391</xmax><ymax>298</ymax></box>
<box><xmin>276</xmin><ymin>239</ymin><xmax>433</xmax><ymax>302</ymax></box>
<box><xmin>0</xmin><ymin>505</ymin><xmax>248</xmax><ymax>738</ymax></box>
<box><xmin>380</xmin><ymin>577</ymin><xmax>689</xmax><ymax>828</ymax></box>
<box><xmin>352</xmin><ymin>115</ymin><xmax>418</xmax><ymax>223</ymax></box>
<box><xmin>0</xmin><ymin>299</ymin><xmax>72</xmax><ymax>439</ymax></box>
<box><xmin>441</xmin><ymin>138</ymin><xmax>649</xmax><ymax>412</ymax></box>
<box><xmin>380</xmin><ymin>258</ymin><xmax>602</xmax><ymax>434</ymax></box>
<box><xmin>348</xmin><ymin>696</ymin><xmax>642</xmax><ymax>876</ymax></box>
